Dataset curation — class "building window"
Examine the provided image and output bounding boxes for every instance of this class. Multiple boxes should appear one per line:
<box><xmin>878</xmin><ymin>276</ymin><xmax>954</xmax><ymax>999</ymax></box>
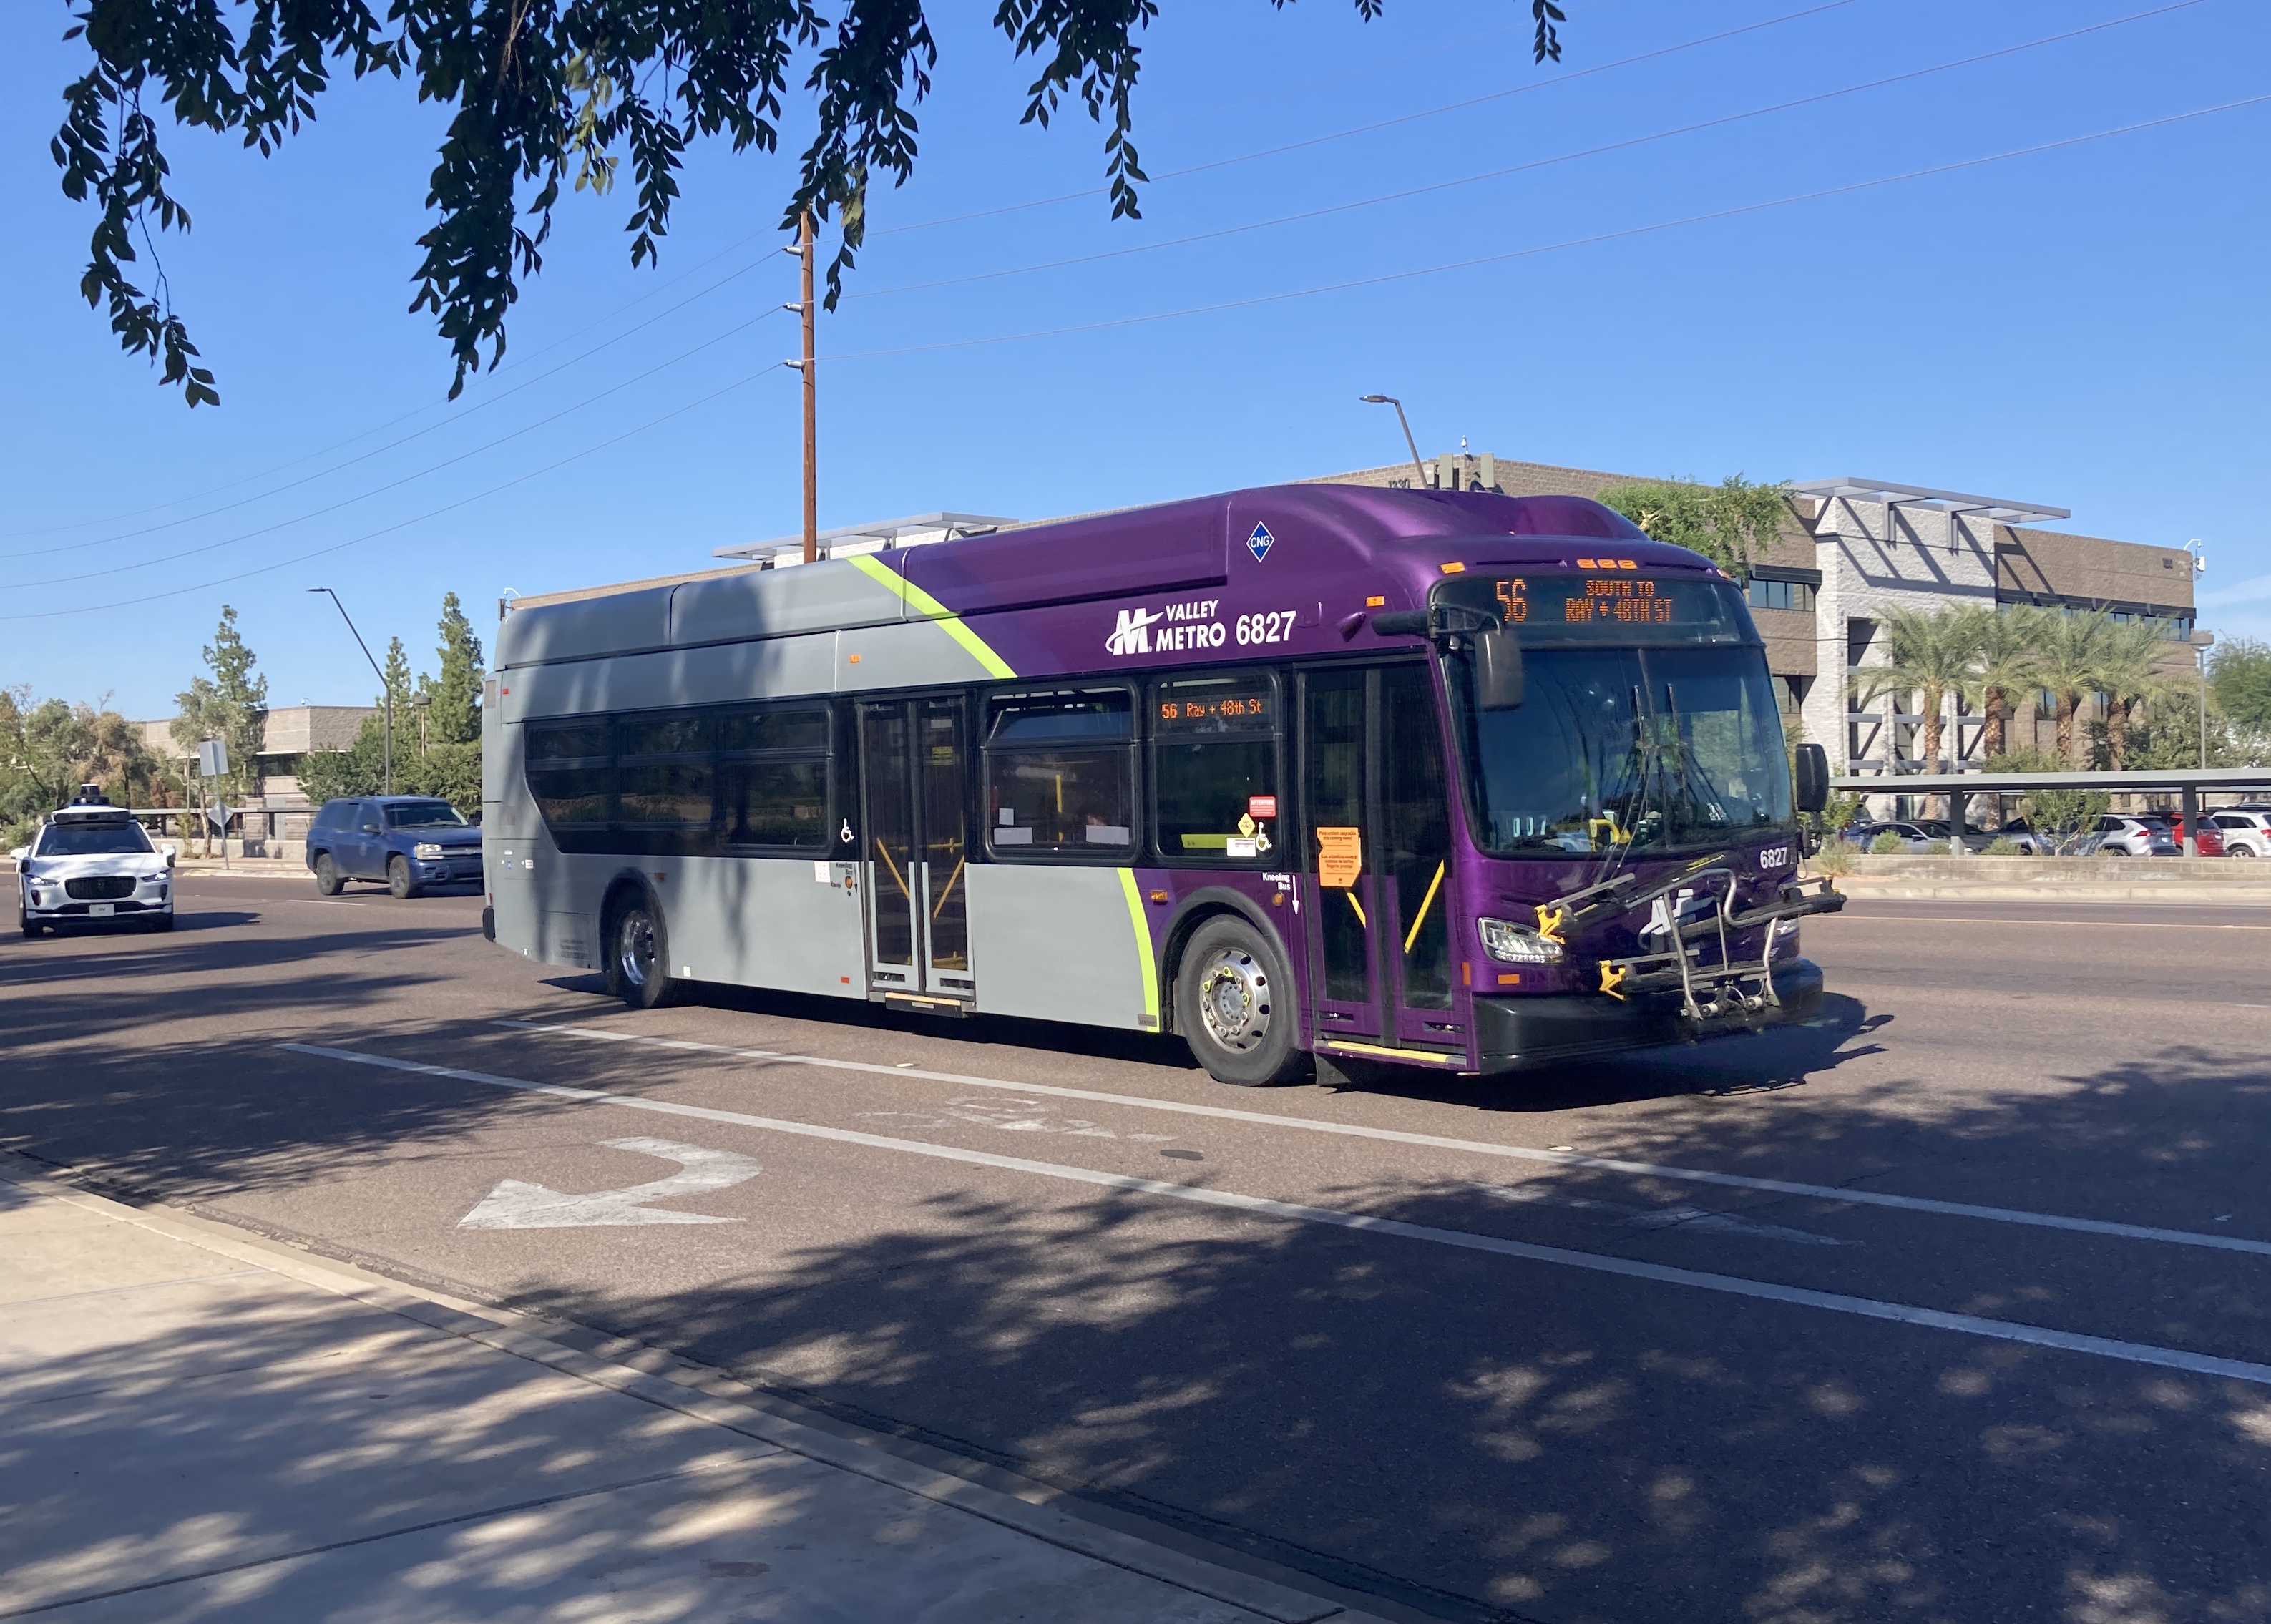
<box><xmin>1747</xmin><ymin>577</ymin><xmax>1817</xmax><ymax>612</ymax></box>
<box><xmin>1151</xmin><ymin>672</ymin><xmax>1280</xmax><ymax>864</ymax></box>
<box><xmin>984</xmin><ymin>688</ymin><xmax>1136</xmax><ymax>857</ymax></box>
<box><xmin>2036</xmin><ymin>689</ymin><xmax>2058</xmax><ymax>720</ymax></box>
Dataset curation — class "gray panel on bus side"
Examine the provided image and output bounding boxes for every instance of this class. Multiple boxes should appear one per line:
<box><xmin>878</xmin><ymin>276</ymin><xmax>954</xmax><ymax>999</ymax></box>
<box><xmin>834</xmin><ymin>619</ymin><xmax>1011</xmax><ymax>693</ymax></box>
<box><xmin>665</xmin><ymin>856</ymin><xmax>864</xmax><ymax>998</ymax></box>
<box><xmin>509</xmin><ymin>632</ymin><xmax>839</xmax><ymax>720</ymax></box>
<box><xmin>966</xmin><ymin>865</ymin><xmax>1150</xmax><ymax>1030</ymax></box>
<box><xmin>496</xmin><ymin>585</ymin><xmax>674</xmax><ymax>669</ymax></box>
<box><xmin>670</xmin><ymin>557</ymin><xmax>905</xmax><ymax>647</ymax></box>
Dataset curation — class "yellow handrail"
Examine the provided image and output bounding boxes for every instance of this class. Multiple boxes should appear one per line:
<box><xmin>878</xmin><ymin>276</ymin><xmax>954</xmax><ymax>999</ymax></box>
<box><xmin>930</xmin><ymin>856</ymin><xmax>966</xmax><ymax>919</ymax></box>
<box><xmin>1346</xmin><ymin>891</ymin><xmax>1367</xmax><ymax>928</ymax></box>
<box><xmin>1402</xmin><ymin>860</ymin><xmax>1447</xmax><ymax>954</ymax></box>
<box><xmin>872</xmin><ymin>839</ymin><xmax>909</xmax><ymax>901</ymax></box>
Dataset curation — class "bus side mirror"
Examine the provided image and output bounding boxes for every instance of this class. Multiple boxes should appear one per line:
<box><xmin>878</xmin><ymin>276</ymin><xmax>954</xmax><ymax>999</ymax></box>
<box><xmin>1473</xmin><ymin>629</ymin><xmax>1524</xmax><ymax>710</ymax></box>
<box><xmin>1793</xmin><ymin>743</ymin><xmax>1830</xmax><ymax>813</ymax></box>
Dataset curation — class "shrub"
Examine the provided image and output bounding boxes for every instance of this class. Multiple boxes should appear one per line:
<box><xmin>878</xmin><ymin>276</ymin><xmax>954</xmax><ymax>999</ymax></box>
<box><xmin>1982</xmin><ymin>836</ymin><xmax>2023</xmax><ymax>856</ymax></box>
<box><xmin>1869</xmin><ymin>831</ymin><xmax>1906</xmax><ymax>855</ymax></box>
<box><xmin>1922</xmin><ymin>839</ymin><xmax>1951</xmax><ymax>855</ymax></box>
<box><xmin>1809</xmin><ymin>839</ymin><xmax>1855</xmax><ymax>876</ymax></box>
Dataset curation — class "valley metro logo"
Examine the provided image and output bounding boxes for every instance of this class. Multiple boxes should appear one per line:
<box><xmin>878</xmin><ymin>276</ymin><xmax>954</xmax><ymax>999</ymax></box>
<box><xmin>1107</xmin><ymin>605</ymin><xmax>1166</xmax><ymax>655</ymax></box>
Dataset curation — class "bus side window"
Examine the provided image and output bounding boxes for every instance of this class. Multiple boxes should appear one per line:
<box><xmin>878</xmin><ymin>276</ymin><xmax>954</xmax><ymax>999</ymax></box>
<box><xmin>982</xmin><ymin>688</ymin><xmax>1136</xmax><ymax>859</ymax></box>
<box><xmin>718</xmin><ymin>706</ymin><xmax>831</xmax><ymax>850</ymax></box>
<box><xmin>525</xmin><ymin>720</ymin><xmax>614</xmax><ymax>835</ymax></box>
<box><xmin>1151</xmin><ymin>671</ymin><xmax>1281</xmax><ymax>864</ymax></box>
<box><xmin>616</xmin><ymin>714</ymin><xmax>716</xmax><ymax>833</ymax></box>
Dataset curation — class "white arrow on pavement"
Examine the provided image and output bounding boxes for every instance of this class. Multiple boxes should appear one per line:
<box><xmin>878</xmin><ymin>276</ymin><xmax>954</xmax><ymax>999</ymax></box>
<box><xmin>458</xmin><ymin>1136</ymin><xmax>760</xmax><ymax>1230</ymax></box>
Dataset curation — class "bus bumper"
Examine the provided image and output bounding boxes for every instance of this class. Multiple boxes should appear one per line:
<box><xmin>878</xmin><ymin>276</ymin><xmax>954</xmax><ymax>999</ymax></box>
<box><xmin>1470</xmin><ymin>957</ymin><xmax>1824</xmax><ymax>1074</ymax></box>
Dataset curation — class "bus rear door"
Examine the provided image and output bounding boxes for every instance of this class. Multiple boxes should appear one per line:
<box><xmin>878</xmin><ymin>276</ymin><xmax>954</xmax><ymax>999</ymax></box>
<box><xmin>859</xmin><ymin>697</ymin><xmax>975</xmax><ymax>1012</ymax></box>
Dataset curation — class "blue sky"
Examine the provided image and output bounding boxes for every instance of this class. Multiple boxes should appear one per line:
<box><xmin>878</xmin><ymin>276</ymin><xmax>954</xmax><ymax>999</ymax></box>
<box><xmin>3</xmin><ymin>0</ymin><xmax>2265</xmax><ymax>717</ymax></box>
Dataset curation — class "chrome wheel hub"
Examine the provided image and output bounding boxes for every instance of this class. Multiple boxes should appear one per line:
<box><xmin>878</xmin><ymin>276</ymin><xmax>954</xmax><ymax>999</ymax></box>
<box><xmin>1196</xmin><ymin>947</ymin><xmax>1272</xmax><ymax>1053</ymax></box>
<box><xmin>618</xmin><ymin>908</ymin><xmax>656</xmax><ymax>988</ymax></box>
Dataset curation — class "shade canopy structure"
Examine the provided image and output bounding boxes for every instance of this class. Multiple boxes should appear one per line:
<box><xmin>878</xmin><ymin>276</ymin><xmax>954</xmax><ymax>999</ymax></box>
<box><xmin>1791</xmin><ymin>478</ymin><xmax>2070</xmax><ymax>528</ymax></box>
<box><xmin>713</xmin><ymin>512</ymin><xmax>1016</xmax><ymax>565</ymax></box>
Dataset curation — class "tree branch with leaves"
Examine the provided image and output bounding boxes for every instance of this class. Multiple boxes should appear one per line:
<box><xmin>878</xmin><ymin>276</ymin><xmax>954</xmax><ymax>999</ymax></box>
<box><xmin>54</xmin><ymin>0</ymin><xmax>1566</xmax><ymax>405</ymax></box>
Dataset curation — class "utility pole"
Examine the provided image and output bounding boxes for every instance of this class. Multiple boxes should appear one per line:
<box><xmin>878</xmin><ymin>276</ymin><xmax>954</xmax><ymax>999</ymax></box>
<box><xmin>787</xmin><ymin>210</ymin><xmax>819</xmax><ymax>565</ymax></box>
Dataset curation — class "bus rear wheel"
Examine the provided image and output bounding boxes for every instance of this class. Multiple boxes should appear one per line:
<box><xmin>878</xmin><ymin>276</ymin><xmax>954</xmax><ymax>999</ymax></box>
<box><xmin>1177</xmin><ymin>916</ymin><xmax>1308</xmax><ymax>1087</ymax></box>
<box><xmin>604</xmin><ymin>893</ymin><xmax>674</xmax><ymax>1010</ymax></box>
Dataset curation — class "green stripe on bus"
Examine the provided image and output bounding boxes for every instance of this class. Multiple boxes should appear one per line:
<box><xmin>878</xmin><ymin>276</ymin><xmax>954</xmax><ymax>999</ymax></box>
<box><xmin>847</xmin><ymin>554</ymin><xmax>1017</xmax><ymax>680</ymax></box>
<box><xmin>1116</xmin><ymin>868</ymin><xmax>1161</xmax><ymax>1029</ymax></box>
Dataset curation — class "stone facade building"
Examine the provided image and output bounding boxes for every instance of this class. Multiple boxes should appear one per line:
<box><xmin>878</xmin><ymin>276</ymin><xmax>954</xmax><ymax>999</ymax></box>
<box><xmin>132</xmin><ymin>704</ymin><xmax>377</xmax><ymax>845</ymax></box>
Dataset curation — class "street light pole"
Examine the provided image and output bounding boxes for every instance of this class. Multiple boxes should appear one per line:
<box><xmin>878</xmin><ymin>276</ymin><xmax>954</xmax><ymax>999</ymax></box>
<box><xmin>1359</xmin><ymin>395</ymin><xmax>1428</xmax><ymax>489</ymax></box>
<box><xmin>2184</xmin><ymin>539</ymin><xmax>2208</xmax><ymax>773</ymax></box>
<box><xmin>310</xmin><ymin>587</ymin><xmax>391</xmax><ymax>795</ymax></box>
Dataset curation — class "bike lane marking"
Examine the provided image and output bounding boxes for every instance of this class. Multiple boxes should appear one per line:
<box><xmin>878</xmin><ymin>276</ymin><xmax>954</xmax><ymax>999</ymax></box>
<box><xmin>282</xmin><ymin>1041</ymin><xmax>2271</xmax><ymax>1389</ymax></box>
<box><xmin>488</xmin><ymin>1019</ymin><xmax>2271</xmax><ymax>1262</ymax></box>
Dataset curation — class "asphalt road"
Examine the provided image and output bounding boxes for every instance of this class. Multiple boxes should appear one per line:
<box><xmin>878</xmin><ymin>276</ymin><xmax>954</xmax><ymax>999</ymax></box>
<box><xmin>6</xmin><ymin>874</ymin><xmax>2271</xmax><ymax>1624</ymax></box>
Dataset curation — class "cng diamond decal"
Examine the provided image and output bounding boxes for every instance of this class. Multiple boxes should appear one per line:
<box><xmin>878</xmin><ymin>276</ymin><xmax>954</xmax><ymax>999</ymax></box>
<box><xmin>1246</xmin><ymin>522</ymin><xmax>1275</xmax><ymax>562</ymax></box>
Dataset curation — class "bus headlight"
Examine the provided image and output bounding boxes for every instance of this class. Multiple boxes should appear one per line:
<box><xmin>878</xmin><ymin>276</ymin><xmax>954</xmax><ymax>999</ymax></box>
<box><xmin>1479</xmin><ymin>917</ymin><xmax>1564</xmax><ymax>964</ymax></box>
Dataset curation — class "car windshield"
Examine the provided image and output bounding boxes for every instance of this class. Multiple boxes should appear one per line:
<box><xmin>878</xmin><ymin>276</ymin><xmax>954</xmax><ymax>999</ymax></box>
<box><xmin>1448</xmin><ymin>645</ymin><xmax>1794</xmax><ymax>856</ymax></box>
<box><xmin>39</xmin><ymin>821</ymin><xmax>153</xmax><ymax>856</ymax></box>
<box><xmin>384</xmin><ymin>801</ymin><xmax>467</xmax><ymax>829</ymax></box>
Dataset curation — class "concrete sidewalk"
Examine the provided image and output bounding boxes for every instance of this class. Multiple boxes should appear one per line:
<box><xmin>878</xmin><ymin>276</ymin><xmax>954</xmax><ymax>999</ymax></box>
<box><xmin>0</xmin><ymin>1158</ymin><xmax>1382</xmax><ymax>1624</ymax></box>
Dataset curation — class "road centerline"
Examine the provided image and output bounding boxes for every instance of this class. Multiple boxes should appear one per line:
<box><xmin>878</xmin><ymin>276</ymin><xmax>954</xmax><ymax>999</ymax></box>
<box><xmin>279</xmin><ymin>1040</ymin><xmax>2271</xmax><ymax>1390</ymax></box>
<box><xmin>488</xmin><ymin>1017</ymin><xmax>2271</xmax><ymax>1261</ymax></box>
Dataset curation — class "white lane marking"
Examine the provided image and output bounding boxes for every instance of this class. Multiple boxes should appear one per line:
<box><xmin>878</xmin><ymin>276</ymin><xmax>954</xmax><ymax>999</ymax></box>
<box><xmin>1472</xmin><ymin>1183</ymin><xmax>1843</xmax><ymax>1248</ymax></box>
<box><xmin>492</xmin><ymin>1019</ymin><xmax>2271</xmax><ymax>1261</ymax></box>
<box><xmin>282</xmin><ymin>1042</ymin><xmax>2271</xmax><ymax>1389</ymax></box>
<box><xmin>457</xmin><ymin>1136</ymin><xmax>759</xmax><ymax>1230</ymax></box>
<box><xmin>859</xmin><ymin>1095</ymin><xmax>1178</xmax><ymax>1143</ymax></box>
<box><xmin>293</xmin><ymin>899</ymin><xmax>368</xmax><ymax>908</ymax></box>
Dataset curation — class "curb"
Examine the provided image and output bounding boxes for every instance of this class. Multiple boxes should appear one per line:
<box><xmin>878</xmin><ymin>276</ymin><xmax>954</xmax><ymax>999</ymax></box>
<box><xmin>0</xmin><ymin>1152</ymin><xmax>1407</xmax><ymax>1624</ymax></box>
<box><xmin>1820</xmin><ymin>878</ymin><xmax>2271</xmax><ymax>904</ymax></box>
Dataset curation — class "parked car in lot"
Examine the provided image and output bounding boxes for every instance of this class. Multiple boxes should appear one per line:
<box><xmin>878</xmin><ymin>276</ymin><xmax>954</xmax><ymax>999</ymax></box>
<box><xmin>12</xmin><ymin>793</ymin><xmax>176</xmax><ymax>936</ymax></box>
<box><xmin>2212</xmin><ymin>811</ymin><xmax>2271</xmax><ymax>858</ymax></box>
<box><xmin>1911</xmin><ymin>818</ymin><xmax>1998</xmax><ymax>854</ymax></box>
<box><xmin>2159</xmin><ymin>811</ymin><xmax>2226</xmax><ymax>856</ymax></box>
<box><xmin>1981</xmin><ymin>818</ymin><xmax>2056</xmax><ymax>854</ymax></box>
<box><xmin>1843</xmin><ymin>819</ymin><xmax>1938</xmax><ymax>853</ymax></box>
<box><xmin>306</xmin><ymin>796</ymin><xmax>482</xmax><ymax>898</ymax></box>
<box><xmin>2079</xmin><ymin>815</ymin><xmax>2181</xmax><ymax>857</ymax></box>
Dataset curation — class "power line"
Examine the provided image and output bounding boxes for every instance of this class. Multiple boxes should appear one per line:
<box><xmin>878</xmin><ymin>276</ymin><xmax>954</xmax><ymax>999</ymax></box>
<box><xmin>18</xmin><ymin>309</ymin><xmax>786</xmax><ymax>590</ymax></box>
<box><xmin>846</xmin><ymin>0</ymin><xmax>2210</xmax><ymax>305</ymax></box>
<box><xmin>864</xmin><ymin>0</ymin><xmax>1870</xmax><ymax>242</ymax></box>
<box><xmin>1</xmin><ymin>260</ymin><xmax>783</xmax><ymax>562</ymax></box>
<box><xmin>0</xmin><ymin>228</ymin><xmax>787</xmax><ymax>547</ymax></box>
<box><xmin>816</xmin><ymin>94</ymin><xmax>2271</xmax><ymax>367</ymax></box>
<box><xmin>2</xmin><ymin>368</ymin><xmax>791</xmax><ymax>622</ymax></box>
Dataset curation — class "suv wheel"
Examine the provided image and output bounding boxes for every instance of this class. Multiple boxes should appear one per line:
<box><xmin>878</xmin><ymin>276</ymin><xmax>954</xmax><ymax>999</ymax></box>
<box><xmin>387</xmin><ymin>855</ymin><xmax>417</xmax><ymax>899</ymax></box>
<box><xmin>1176</xmin><ymin>916</ymin><xmax>1309</xmax><ymax>1087</ymax></box>
<box><xmin>604</xmin><ymin>894</ymin><xmax>674</xmax><ymax>1010</ymax></box>
<box><xmin>313</xmin><ymin>853</ymin><xmax>342</xmax><ymax>895</ymax></box>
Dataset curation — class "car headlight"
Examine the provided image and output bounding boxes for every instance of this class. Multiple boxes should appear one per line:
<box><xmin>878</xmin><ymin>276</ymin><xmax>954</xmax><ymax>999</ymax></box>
<box><xmin>414</xmin><ymin>843</ymin><xmax>446</xmax><ymax>859</ymax></box>
<box><xmin>1478</xmin><ymin>916</ymin><xmax>1564</xmax><ymax>964</ymax></box>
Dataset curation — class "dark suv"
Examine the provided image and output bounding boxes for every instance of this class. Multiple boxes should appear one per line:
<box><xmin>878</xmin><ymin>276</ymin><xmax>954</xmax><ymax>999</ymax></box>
<box><xmin>307</xmin><ymin>796</ymin><xmax>482</xmax><ymax>898</ymax></box>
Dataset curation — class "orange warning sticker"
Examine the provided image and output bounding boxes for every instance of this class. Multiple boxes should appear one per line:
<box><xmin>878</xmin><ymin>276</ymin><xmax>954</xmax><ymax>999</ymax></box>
<box><xmin>1316</xmin><ymin>826</ymin><xmax>1362</xmax><ymax>889</ymax></box>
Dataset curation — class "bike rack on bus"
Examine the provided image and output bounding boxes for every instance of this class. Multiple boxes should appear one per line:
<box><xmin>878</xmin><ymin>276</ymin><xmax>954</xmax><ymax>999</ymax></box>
<box><xmin>1589</xmin><ymin>874</ymin><xmax>1845</xmax><ymax>1023</ymax></box>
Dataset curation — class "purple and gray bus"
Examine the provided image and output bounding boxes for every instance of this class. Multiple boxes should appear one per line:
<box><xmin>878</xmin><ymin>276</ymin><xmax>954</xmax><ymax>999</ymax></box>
<box><xmin>481</xmin><ymin>483</ymin><xmax>1840</xmax><ymax>1084</ymax></box>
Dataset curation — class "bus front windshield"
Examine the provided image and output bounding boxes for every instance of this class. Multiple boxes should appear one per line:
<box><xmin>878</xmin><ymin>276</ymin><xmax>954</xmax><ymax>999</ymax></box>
<box><xmin>1452</xmin><ymin>645</ymin><xmax>1793</xmax><ymax>856</ymax></box>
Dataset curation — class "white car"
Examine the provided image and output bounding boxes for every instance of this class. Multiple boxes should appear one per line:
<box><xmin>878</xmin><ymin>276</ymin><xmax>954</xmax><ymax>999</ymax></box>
<box><xmin>2212</xmin><ymin>811</ymin><xmax>2271</xmax><ymax>859</ymax></box>
<box><xmin>13</xmin><ymin>801</ymin><xmax>177</xmax><ymax>936</ymax></box>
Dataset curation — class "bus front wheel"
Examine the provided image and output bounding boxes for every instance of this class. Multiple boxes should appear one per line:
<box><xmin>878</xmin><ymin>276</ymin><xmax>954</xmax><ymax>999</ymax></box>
<box><xmin>605</xmin><ymin>892</ymin><xmax>675</xmax><ymax>1010</ymax></box>
<box><xmin>1176</xmin><ymin>916</ymin><xmax>1308</xmax><ymax>1087</ymax></box>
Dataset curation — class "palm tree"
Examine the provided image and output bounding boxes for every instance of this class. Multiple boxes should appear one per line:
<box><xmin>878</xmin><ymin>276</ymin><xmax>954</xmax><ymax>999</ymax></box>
<box><xmin>2094</xmin><ymin>620</ymin><xmax>2182</xmax><ymax>771</ymax></box>
<box><xmin>1962</xmin><ymin>605</ymin><xmax>2046</xmax><ymax>761</ymax></box>
<box><xmin>2031</xmin><ymin>610</ymin><xmax>2118</xmax><ymax>766</ymax></box>
<box><xmin>1864</xmin><ymin>605</ymin><xmax>1983</xmax><ymax>771</ymax></box>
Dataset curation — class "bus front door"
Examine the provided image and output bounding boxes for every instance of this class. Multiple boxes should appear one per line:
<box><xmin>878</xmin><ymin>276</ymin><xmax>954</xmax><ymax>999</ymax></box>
<box><xmin>1300</xmin><ymin>664</ymin><xmax>1460</xmax><ymax>1060</ymax></box>
<box><xmin>859</xmin><ymin>698</ymin><xmax>974</xmax><ymax>1012</ymax></box>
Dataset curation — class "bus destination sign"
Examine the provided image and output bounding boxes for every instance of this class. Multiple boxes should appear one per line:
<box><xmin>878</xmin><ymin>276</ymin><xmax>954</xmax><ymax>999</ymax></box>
<box><xmin>1494</xmin><ymin>574</ymin><xmax>1696</xmax><ymax>627</ymax></box>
